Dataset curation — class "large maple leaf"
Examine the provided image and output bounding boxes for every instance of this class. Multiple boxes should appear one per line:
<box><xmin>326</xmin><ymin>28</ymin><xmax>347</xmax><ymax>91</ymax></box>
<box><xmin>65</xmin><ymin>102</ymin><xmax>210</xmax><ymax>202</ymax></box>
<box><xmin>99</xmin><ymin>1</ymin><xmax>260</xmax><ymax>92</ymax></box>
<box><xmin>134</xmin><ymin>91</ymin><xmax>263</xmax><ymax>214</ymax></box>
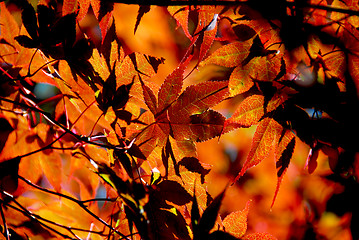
<box><xmin>135</xmin><ymin>60</ymin><xmax>229</xmax><ymax>159</ymax></box>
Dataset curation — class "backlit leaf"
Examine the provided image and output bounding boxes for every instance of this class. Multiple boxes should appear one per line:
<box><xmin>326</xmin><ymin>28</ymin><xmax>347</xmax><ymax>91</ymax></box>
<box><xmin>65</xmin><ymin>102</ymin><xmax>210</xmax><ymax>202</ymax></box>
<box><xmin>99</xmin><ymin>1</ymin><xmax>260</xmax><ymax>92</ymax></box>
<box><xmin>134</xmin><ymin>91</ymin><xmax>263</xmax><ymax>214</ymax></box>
<box><xmin>168</xmin><ymin>81</ymin><xmax>228</xmax><ymax>122</ymax></box>
<box><xmin>201</xmin><ymin>41</ymin><xmax>253</xmax><ymax>68</ymax></box>
<box><xmin>116</xmin><ymin>52</ymin><xmax>157</xmax><ymax>88</ymax></box>
<box><xmin>234</xmin><ymin>118</ymin><xmax>282</xmax><ymax>182</ymax></box>
<box><xmin>229</xmin><ymin>65</ymin><xmax>254</xmax><ymax>96</ymax></box>
<box><xmin>62</xmin><ymin>0</ymin><xmax>77</xmax><ymax>16</ymax></box>
<box><xmin>140</xmin><ymin>77</ymin><xmax>157</xmax><ymax>115</ymax></box>
<box><xmin>271</xmin><ymin>130</ymin><xmax>295</xmax><ymax>208</ymax></box>
<box><xmin>40</xmin><ymin>152</ymin><xmax>62</xmax><ymax>193</ymax></box>
<box><xmin>223</xmin><ymin>200</ymin><xmax>252</xmax><ymax>238</ymax></box>
<box><xmin>91</xmin><ymin>0</ymin><xmax>113</xmax><ymax>40</ymax></box>
<box><xmin>167</xmin><ymin>6</ymin><xmax>192</xmax><ymax>39</ymax></box>
<box><xmin>178</xmin><ymin>157</ymin><xmax>211</xmax><ymax>184</ymax></box>
<box><xmin>224</xmin><ymin>94</ymin><xmax>287</xmax><ymax>131</ymax></box>
<box><xmin>157</xmin><ymin>60</ymin><xmax>189</xmax><ymax>114</ymax></box>
<box><xmin>171</xmin><ymin>110</ymin><xmax>225</xmax><ymax>142</ymax></box>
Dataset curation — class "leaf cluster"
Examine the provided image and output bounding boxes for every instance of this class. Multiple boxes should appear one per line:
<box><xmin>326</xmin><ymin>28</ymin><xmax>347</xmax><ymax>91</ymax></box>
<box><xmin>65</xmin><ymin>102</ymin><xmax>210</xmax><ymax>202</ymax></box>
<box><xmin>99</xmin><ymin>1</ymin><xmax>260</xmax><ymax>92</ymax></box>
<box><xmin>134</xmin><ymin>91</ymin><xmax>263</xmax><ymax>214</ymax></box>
<box><xmin>0</xmin><ymin>0</ymin><xmax>358</xmax><ymax>239</ymax></box>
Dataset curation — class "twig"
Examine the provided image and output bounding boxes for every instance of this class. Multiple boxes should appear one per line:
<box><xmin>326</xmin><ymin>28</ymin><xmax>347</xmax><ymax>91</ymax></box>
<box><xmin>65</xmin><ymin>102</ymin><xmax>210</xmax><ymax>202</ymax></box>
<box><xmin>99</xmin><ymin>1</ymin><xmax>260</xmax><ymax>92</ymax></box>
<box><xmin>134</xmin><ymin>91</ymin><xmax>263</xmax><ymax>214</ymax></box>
<box><xmin>17</xmin><ymin>176</ymin><xmax>129</xmax><ymax>239</ymax></box>
<box><xmin>0</xmin><ymin>97</ymin><xmax>125</xmax><ymax>151</ymax></box>
<box><xmin>103</xmin><ymin>0</ymin><xmax>359</xmax><ymax>17</ymax></box>
<box><xmin>0</xmin><ymin>203</ymin><xmax>10</xmax><ymax>240</ymax></box>
<box><xmin>1</xmin><ymin>192</ymin><xmax>75</xmax><ymax>239</ymax></box>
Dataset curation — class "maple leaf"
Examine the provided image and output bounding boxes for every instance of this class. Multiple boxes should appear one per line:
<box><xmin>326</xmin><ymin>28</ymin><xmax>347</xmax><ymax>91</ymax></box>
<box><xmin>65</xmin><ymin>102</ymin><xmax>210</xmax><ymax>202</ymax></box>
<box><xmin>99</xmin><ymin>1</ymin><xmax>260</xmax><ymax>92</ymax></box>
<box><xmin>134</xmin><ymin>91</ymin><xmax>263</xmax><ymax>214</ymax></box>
<box><xmin>136</xmin><ymin>61</ymin><xmax>228</xmax><ymax>159</ymax></box>
<box><xmin>233</xmin><ymin>118</ymin><xmax>282</xmax><ymax>183</ymax></box>
<box><xmin>134</xmin><ymin>5</ymin><xmax>151</xmax><ymax>34</ymax></box>
<box><xmin>201</xmin><ymin>40</ymin><xmax>253</xmax><ymax>68</ymax></box>
<box><xmin>91</xmin><ymin>0</ymin><xmax>114</xmax><ymax>41</ymax></box>
<box><xmin>271</xmin><ymin>129</ymin><xmax>295</xmax><ymax>208</ymax></box>
<box><xmin>223</xmin><ymin>200</ymin><xmax>252</xmax><ymax>238</ymax></box>
<box><xmin>224</xmin><ymin>94</ymin><xmax>287</xmax><ymax>132</ymax></box>
<box><xmin>192</xmin><ymin>188</ymin><xmax>226</xmax><ymax>239</ymax></box>
<box><xmin>167</xmin><ymin>6</ymin><xmax>192</xmax><ymax>39</ymax></box>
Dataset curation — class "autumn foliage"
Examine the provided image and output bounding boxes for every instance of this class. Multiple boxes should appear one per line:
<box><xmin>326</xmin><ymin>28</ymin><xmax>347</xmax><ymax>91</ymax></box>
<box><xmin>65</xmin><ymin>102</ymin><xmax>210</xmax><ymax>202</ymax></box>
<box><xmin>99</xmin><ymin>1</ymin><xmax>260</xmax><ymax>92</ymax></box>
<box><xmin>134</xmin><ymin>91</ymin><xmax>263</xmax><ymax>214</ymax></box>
<box><xmin>0</xmin><ymin>0</ymin><xmax>358</xmax><ymax>239</ymax></box>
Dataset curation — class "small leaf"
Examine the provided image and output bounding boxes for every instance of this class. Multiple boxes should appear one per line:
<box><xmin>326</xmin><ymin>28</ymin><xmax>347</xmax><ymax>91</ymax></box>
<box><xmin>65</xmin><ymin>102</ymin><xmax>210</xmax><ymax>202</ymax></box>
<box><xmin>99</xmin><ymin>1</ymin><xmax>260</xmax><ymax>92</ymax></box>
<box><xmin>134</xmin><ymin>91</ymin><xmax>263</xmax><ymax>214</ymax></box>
<box><xmin>223</xmin><ymin>200</ymin><xmax>252</xmax><ymax>238</ymax></box>
<box><xmin>0</xmin><ymin>157</ymin><xmax>21</xmax><ymax>194</ymax></box>
<box><xmin>157</xmin><ymin>60</ymin><xmax>189</xmax><ymax>114</ymax></box>
<box><xmin>198</xmin><ymin>188</ymin><xmax>226</xmax><ymax>236</ymax></box>
<box><xmin>224</xmin><ymin>94</ymin><xmax>286</xmax><ymax>132</ymax></box>
<box><xmin>191</xmin><ymin>189</ymin><xmax>201</xmax><ymax>228</ymax></box>
<box><xmin>271</xmin><ymin>130</ymin><xmax>295</xmax><ymax>208</ymax></box>
<box><xmin>234</xmin><ymin>118</ymin><xmax>282</xmax><ymax>182</ymax></box>
<box><xmin>167</xmin><ymin>6</ymin><xmax>192</xmax><ymax>39</ymax></box>
<box><xmin>139</xmin><ymin>77</ymin><xmax>157</xmax><ymax>115</ymax></box>
<box><xmin>134</xmin><ymin>5</ymin><xmax>151</xmax><ymax>34</ymax></box>
<box><xmin>62</xmin><ymin>0</ymin><xmax>77</xmax><ymax>16</ymax></box>
<box><xmin>229</xmin><ymin>65</ymin><xmax>254</xmax><ymax>96</ymax></box>
<box><xmin>201</xmin><ymin>41</ymin><xmax>253</xmax><ymax>68</ymax></box>
<box><xmin>14</xmin><ymin>35</ymin><xmax>37</xmax><ymax>48</ymax></box>
<box><xmin>178</xmin><ymin>157</ymin><xmax>211</xmax><ymax>184</ymax></box>
<box><xmin>276</xmin><ymin>136</ymin><xmax>295</xmax><ymax>177</ymax></box>
<box><xmin>144</xmin><ymin>55</ymin><xmax>165</xmax><ymax>74</ymax></box>
<box><xmin>21</xmin><ymin>2</ymin><xmax>38</xmax><ymax>40</ymax></box>
<box><xmin>157</xmin><ymin>180</ymin><xmax>192</xmax><ymax>205</ymax></box>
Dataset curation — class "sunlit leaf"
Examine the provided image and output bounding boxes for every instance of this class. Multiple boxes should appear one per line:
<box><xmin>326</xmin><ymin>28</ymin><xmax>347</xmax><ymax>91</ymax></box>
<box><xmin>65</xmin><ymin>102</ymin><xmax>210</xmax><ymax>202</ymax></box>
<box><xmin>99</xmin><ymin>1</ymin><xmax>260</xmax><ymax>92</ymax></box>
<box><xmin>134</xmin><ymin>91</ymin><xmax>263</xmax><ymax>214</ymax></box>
<box><xmin>140</xmin><ymin>77</ymin><xmax>157</xmax><ymax>115</ymax></box>
<box><xmin>157</xmin><ymin>60</ymin><xmax>189</xmax><ymax>114</ymax></box>
<box><xmin>229</xmin><ymin>65</ymin><xmax>254</xmax><ymax>96</ymax></box>
<box><xmin>171</xmin><ymin>110</ymin><xmax>225</xmax><ymax>142</ymax></box>
<box><xmin>271</xmin><ymin>130</ymin><xmax>295</xmax><ymax>208</ymax></box>
<box><xmin>168</xmin><ymin>81</ymin><xmax>228</xmax><ymax>122</ymax></box>
<box><xmin>223</xmin><ymin>200</ymin><xmax>252</xmax><ymax>238</ymax></box>
<box><xmin>234</xmin><ymin>118</ymin><xmax>282</xmax><ymax>182</ymax></box>
<box><xmin>224</xmin><ymin>94</ymin><xmax>287</xmax><ymax>132</ymax></box>
<box><xmin>167</xmin><ymin>6</ymin><xmax>192</xmax><ymax>39</ymax></box>
<box><xmin>201</xmin><ymin>41</ymin><xmax>253</xmax><ymax>68</ymax></box>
